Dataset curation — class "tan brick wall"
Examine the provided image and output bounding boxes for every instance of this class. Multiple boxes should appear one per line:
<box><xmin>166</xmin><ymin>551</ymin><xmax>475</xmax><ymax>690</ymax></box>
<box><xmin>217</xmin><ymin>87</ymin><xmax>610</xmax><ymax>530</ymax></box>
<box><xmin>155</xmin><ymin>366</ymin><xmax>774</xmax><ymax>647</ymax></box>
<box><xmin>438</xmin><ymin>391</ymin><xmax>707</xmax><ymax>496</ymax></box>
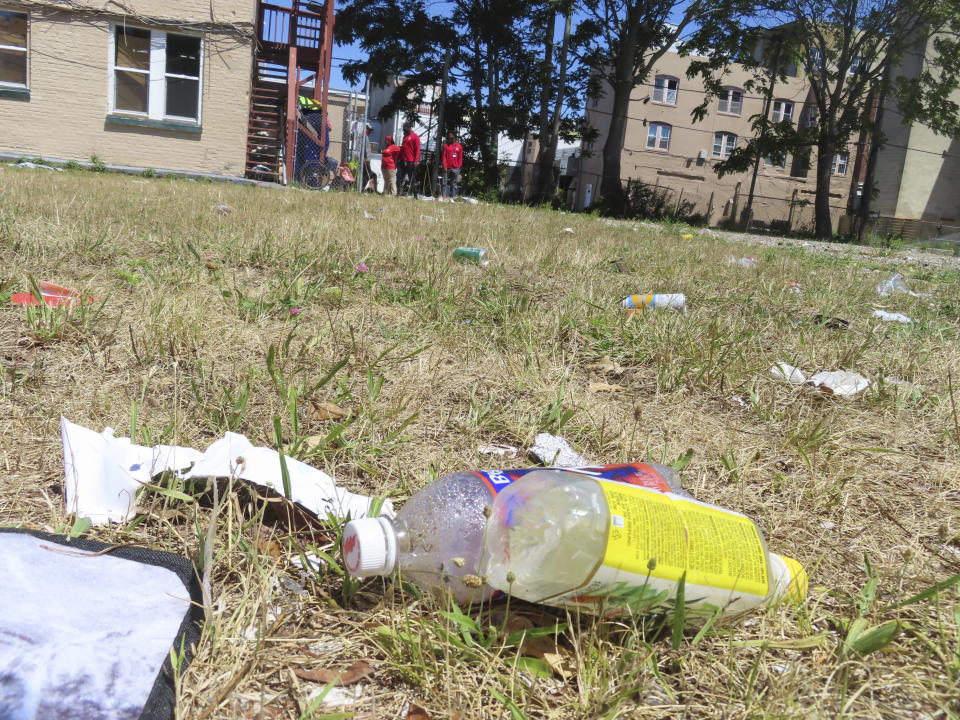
<box><xmin>873</xmin><ymin>33</ymin><xmax>960</xmax><ymax>223</ymax></box>
<box><xmin>0</xmin><ymin>2</ymin><xmax>253</xmax><ymax>175</ymax></box>
<box><xmin>574</xmin><ymin>51</ymin><xmax>856</xmax><ymax>231</ymax></box>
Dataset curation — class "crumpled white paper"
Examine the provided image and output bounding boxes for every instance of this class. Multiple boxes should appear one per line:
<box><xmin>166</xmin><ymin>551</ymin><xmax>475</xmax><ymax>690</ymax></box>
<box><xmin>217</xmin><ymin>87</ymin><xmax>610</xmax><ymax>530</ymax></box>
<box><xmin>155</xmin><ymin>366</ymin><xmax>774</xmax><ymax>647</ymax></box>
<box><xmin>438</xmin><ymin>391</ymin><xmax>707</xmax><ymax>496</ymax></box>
<box><xmin>61</xmin><ymin>417</ymin><xmax>390</xmax><ymax>525</ymax></box>
<box><xmin>768</xmin><ymin>365</ymin><xmax>870</xmax><ymax>396</ymax></box>
<box><xmin>528</xmin><ymin>432</ymin><xmax>588</xmax><ymax>467</ymax></box>
<box><xmin>873</xmin><ymin>309</ymin><xmax>912</xmax><ymax>324</ymax></box>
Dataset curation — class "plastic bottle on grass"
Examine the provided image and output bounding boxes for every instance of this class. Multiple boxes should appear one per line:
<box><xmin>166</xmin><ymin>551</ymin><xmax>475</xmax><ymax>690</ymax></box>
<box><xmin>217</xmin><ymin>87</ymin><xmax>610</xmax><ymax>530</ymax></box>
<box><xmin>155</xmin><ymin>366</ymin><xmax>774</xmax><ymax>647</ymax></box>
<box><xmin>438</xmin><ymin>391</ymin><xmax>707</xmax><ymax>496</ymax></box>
<box><xmin>482</xmin><ymin>470</ymin><xmax>806</xmax><ymax>616</ymax></box>
<box><xmin>342</xmin><ymin>463</ymin><xmax>687</xmax><ymax>604</ymax></box>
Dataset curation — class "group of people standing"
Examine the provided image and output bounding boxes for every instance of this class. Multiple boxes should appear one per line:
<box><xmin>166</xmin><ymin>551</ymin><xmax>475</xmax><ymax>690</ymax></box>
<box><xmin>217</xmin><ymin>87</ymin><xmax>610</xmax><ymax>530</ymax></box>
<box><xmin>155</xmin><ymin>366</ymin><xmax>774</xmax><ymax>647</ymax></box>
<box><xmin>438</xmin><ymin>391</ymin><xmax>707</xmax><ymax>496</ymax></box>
<box><xmin>364</xmin><ymin>122</ymin><xmax>464</xmax><ymax>199</ymax></box>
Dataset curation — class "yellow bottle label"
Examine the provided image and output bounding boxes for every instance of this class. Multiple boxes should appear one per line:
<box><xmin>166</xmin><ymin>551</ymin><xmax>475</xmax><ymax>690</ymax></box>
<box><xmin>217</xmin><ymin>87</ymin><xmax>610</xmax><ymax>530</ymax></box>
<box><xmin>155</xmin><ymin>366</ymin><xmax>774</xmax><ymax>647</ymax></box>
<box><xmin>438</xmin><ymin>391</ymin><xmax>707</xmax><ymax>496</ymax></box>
<box><xmin>543</xmin><ymin>482</ymin><xmax>770</xmax><ymax>614</ymax></box>
<box><xmin>602</xmin><ymin>481</ymin><xmax>768</xmax><ymax>596</ymax></box>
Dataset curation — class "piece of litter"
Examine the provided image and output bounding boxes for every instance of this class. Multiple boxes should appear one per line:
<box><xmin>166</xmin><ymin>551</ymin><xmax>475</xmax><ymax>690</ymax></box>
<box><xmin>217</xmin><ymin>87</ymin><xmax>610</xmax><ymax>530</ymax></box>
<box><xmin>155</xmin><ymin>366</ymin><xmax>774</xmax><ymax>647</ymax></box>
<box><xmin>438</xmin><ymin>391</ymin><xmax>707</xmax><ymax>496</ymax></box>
<box><xmin>873</xmin><ymin>309</ymin><xmax>912</xmax><ymax>324</ymax></box>
<box><xmin>61</xmin><ymin>417</ymin><xmax>203</xmax><ymax>524</ymax></box>
<box><xmin>681</xmin><ymin>233</ymin><xmax>694</xmax><ymax>239</ymax></box>
<box><xmin>477</xmin><ymin>444</ymin><xmax>519</xmax><ymax>458</ymax></box>
<box><xmin>820</xmin><ymin>521</ymin><xmax>836</xmax><ymax>530</ymax></box>
<box><xmin>362</xmin><ymin>211</ymin><xmax>376</xmax><ymax>219</ymax></box>
<box><xmin>622</xmin><ymin>293</ymin><xmax>686</xmax><ymax>311</ymax></box>
<box><xmin>420</xmin><ymin>214</ymin><xmax>439</xmax><ymax>222</ymax></box>
<box><xmin>10</xmin><ymin>161</ymin><xmax>63</xmax><ymax>171</ymax></box>
<box><xmin>729</xmin><ymin>396</ymin><xmax>748</xmax><ymax>407</ymax></box>
<box><xmin>460</xmin><ymin>196</ymin><xmax>479</xmax><ymax>205</ymax></box>
<box><xmin>60</xmin><ymin>417</ymin><xmax>390</xmax><ymax>525</ymax></box>
<box><xmin>807</xmin><ymin>370</ymin><xmax>870</xmax><ymax>396</ymax></box>
<box><xmin>770</xmin><ymin>362</ymin><xmax>807</xmax><ymax>385</ymax></box>
<box><xmin>310</xmin><ymin>685</ymin><xmax>364</xmax><ymax>707</ymax></box>
<box><xmin>876</xmin><ymin>272</ymin><xmax>910</xmax><ymax>296</ymax></box>
<box><xmin>213</xmin><ymin>203</ymin><xmax>233</xmax><ymax>215</ymax></box>
<box><xmin>786</xmin><ymin>281</ymin><xmax>803</xmax><ymax>294</ymax></box>
<box><xmin>729</xmin><ymin>256</ymin><xmax>758</xmax><ymax>269</ymax></box>
<box><xmin>563</xmin><ymin>227</ymin><xmax>574</xmax><ymax>233</ymax></box>
<box><xmin>528</xmin><ymin>432</ymin><xmax>588</xmax><ymax>468</ymax></box>
<box><xmin>291</xmin><ymin>552</ymin><xmax>326</xmax><ymax>571</ymax></box>
<box><xmin>10</xmin><ymin>280</ymin><xmax>94</xmax><ymax>307</ymax></box>
<box><xmin>883</xmin><ymin>377</ymin><xmax>920</xmax><ymax>391</ymax></box>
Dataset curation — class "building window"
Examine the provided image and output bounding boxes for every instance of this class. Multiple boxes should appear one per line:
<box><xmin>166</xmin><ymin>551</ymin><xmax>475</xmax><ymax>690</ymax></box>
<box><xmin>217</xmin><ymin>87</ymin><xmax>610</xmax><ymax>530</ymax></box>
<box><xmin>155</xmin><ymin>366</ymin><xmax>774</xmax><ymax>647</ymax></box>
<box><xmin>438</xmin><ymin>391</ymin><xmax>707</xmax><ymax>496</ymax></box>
<box><xmin>808</xmin><ymin>47</ymin><xmax>825</xmax><ymax>72</ymax></box>
<box><xmin>111</xmin><ymin>26</ymin><xmax>202</xmax><ymax>122</ymax></box>
<box><xmin>832</xmin><ymin>152</ymin><xmax>848</xmax><ymax>176</ymax></box>
<box><xmin>803</xmin><ymin>105</ymin><xmax>817</xmax><ymax>128</ymax></box>
<box><xmin>771</xmin><ymin>99</ymin><xmax>794</xmax><ymax>123</ymax></box>
<box><xmin>718</xmin><ymin>87</ymin><xmax>743</xmax><ymax>115</ymax></box>
<box><xmin>0</xmin><ymin>9</ymin><xmax>28</xmax><ymax>88</ymax></box>
<box><xmin>849</xmin><ymin>56</ymin><xmax>864</xmax><ymax>74</ymax></box>
<box><xmin>653</xmin><ymin>75</ymin><xmax>678</xmax><ymax>104</ymax></box>
<box><xmin>646</xmin><ymin>122</ymin><xmax>671</xmax><ymax>151</ymax></box>
<box><xmin>713</xmin><ymin>131</ymin><xmax>737</xmax><ymax>159</ymax></box>
<box><xmin>764</xmin><ymin>153</ymin><xmax>786</xmax><ymax>169</ymax></box>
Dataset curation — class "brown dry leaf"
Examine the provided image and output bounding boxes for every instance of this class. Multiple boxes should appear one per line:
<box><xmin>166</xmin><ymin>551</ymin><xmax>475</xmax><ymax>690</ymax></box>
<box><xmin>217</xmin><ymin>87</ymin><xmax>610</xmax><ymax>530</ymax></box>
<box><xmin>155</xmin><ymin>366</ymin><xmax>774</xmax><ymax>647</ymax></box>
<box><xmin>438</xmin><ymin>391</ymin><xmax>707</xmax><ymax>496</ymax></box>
<box><xmin>309</xmin><ymin>401</ymin><xmax>348</xmax><ymax>421</ymax></box>
<box><xmin>405</xmin><ymin>703</ymin><xmax>434</xmax><ymax>720</ymax></box>
<box><xmin>589</xmin><ymin>382</ymin><xmax>625</xmax><ymax>393</ymax></box>
<box><xmin>293</xmin><ymin>659</ymin><xmax>374</xmax><ymax>685</ymax></box>
<box><xmin>256</xmin><ymin>529</ymin><xmax>282</xmax><ymax>560</ymax></box>
<box><xmin>585</xmin><ymin>355</ymin><xmax>622</xmax><ymax>374</ymax></box>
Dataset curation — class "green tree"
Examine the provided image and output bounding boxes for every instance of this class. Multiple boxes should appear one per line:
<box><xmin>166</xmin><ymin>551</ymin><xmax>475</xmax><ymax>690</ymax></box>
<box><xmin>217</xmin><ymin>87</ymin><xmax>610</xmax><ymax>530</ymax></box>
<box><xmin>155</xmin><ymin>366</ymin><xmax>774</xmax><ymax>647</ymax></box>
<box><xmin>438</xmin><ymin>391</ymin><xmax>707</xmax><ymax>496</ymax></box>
<box><xmin>691</xmin><ymin>0</ymin><xmax>960</xmax><ymax>239</ymax></box>
<box><xmin>575</xmin><ymin>0</ymin><xmax>748</xmax><ymax>206</ymax></box>
<box><xmin>335</xmin><ymin>0</ymin><xmax>577</xmax><ymax>190</ymax></box>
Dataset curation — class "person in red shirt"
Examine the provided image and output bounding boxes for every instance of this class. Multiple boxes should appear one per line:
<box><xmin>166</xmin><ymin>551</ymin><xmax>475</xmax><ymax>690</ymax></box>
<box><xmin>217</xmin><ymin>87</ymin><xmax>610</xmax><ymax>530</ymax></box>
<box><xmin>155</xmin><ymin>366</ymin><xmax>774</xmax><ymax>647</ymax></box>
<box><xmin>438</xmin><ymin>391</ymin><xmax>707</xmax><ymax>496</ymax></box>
<box><xmin>398</xmin><ymin>122</ymin><xmax>421</xmax><ymax>196</ymax></box>
<box><xmin>380</xmin><ymin>135</ymin><xmax>401</xmax><ymax>195</ymax></box>
<box><xmin>441</xmin><ymin>132</ymin><xmax>464</xmax><ymax>199</ymax></box>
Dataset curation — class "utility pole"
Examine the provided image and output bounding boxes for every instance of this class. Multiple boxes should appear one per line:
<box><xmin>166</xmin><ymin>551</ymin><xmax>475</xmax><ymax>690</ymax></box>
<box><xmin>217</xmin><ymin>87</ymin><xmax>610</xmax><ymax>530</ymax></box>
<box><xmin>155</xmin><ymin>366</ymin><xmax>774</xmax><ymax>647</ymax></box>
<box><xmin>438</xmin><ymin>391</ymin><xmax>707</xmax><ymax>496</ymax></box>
<box><xmin>434</xmin><ymin>48</ymin><xmax>451</xmax><ymax>197</ymax></box>
<box><xmin>358</xmin><ymin>73</ymin><xmax>370</xmax><ymax>193</ymax></box>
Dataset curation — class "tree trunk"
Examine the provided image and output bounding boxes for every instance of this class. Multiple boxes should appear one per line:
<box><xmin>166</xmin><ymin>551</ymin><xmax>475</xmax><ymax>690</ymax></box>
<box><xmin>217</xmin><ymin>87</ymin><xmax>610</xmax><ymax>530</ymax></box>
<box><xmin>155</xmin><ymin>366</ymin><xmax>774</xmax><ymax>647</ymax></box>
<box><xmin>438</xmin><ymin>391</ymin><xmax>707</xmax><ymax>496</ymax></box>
<box><xmin>814</xmin><ymin>142</ymin><xmax>835</xmax><ymax>238</ymax></box>
<box><xmin>531</xmin><ymin>11</ymin><xmax>556</xmax><ymax>202</ymax></box>
<box><xmin>537</xmin><ymin>5</ymin><xmax>572</xmax><ymax>202</ymax></box>
<box><xmin>600</xmin><ymin>83</ymin><xmax>631</xmax><ymax>202</ymax></box>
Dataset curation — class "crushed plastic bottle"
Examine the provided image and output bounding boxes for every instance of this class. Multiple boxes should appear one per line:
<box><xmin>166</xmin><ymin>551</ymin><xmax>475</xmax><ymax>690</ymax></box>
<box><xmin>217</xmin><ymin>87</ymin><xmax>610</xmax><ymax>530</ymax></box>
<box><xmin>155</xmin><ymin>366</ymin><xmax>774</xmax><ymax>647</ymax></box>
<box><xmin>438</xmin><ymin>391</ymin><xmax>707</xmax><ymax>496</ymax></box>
<box><xmin>343</xmin><ymin>465</ymin><xmax>807</xmax><ymax>619</ymax></box>
<box><xmin>621</xmin><ymin>293</ymin><xmax>686</xmax><ymax>311</ymax></box>
<box><xmin>342</xmin><ymin>463</ymin><xmax>688</xmax><ymax>604</ymax></box>
<box><xmin>876</xmin><ymin>272</ymin><xmax>909</xmax><ymax>296</ymax></box>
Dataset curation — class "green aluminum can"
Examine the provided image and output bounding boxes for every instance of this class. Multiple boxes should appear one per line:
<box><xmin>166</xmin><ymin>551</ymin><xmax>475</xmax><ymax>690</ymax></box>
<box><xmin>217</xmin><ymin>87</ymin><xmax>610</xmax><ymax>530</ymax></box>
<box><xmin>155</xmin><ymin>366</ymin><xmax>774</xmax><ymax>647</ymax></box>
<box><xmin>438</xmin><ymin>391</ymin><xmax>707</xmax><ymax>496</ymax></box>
<box><xmin>453</xmin><ymin>246</ymin><xmax>489</xmax><ymax>266</ymax></box>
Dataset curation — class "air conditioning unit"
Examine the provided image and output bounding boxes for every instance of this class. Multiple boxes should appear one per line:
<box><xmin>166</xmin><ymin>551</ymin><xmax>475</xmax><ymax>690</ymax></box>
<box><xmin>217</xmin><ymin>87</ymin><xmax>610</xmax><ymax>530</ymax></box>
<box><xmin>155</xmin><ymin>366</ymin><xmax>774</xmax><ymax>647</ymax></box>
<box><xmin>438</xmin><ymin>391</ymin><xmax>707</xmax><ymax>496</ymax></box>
<box><xmin>697</xmin><ymin>150</ymin><xmax>708</xmax><ymax>160</ymax></box>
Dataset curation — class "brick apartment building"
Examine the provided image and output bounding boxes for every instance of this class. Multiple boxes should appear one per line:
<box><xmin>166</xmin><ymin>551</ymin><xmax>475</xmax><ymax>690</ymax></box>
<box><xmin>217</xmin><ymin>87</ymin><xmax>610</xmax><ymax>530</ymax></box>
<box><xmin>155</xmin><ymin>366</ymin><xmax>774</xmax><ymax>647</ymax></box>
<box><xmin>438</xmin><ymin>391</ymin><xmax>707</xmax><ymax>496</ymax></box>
<box><xmin>0</xmin><ymin>0</ymin><xmax>255</xmax><ymax>176</ymax></box>
<box><xmin>572</xmin><ymin>47</ymin><xmax>859</xmax><ymax>232</ymax></box>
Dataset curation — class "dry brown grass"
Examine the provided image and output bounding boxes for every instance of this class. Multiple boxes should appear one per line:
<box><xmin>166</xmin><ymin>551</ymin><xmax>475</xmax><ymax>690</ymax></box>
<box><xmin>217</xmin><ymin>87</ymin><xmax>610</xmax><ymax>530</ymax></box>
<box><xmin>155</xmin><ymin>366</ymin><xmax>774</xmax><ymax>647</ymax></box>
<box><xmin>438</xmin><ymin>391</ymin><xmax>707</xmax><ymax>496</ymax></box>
<box><xmin>1</xmin><ymin>165</ymin><xmax>959</xmax><ymax>720</ymax></box>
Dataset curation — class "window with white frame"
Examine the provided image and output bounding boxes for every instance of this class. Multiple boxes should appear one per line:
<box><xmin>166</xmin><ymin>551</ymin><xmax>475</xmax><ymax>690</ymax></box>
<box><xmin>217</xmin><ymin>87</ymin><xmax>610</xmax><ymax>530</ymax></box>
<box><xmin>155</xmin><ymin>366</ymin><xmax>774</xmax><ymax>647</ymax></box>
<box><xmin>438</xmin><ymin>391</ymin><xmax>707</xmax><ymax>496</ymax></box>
<box><xmin>646</xmin><ymin>122</ymin><xmax>671</xmax><ymax>151</ymax></box>
<box><xmin>718</xmin><ymin>87</ymin><xmax>743</xmax><ymax>115</ymax></box>
<box><xmin>0</xmin><ymin>9</ymin><xmax>28</xmax><ymax>88</ymax></box>
<box><xmin>764</xmin><ymin>153</ymin><xmax>786</xmax><ymax>168</ymax></box>
<box><xmin>653</xmin><ymin>75</ymin><xmax>678</xmax><ymax>104</ymax></box>
<box><xmin>771</xmin><ymin>99</ymin><xmax>794</xmax><ymax>123</ymax></box>
<box><xmin>111</xmin><ymin>26</ymin><xmax>202</xmax><ymax>122</ymax></box>
<box><xmin>712</xmin><ymin>131</ymin><xmax>737</xmax><ymax>159</ymax></box>
<box><xmin>832</xmin><ymin>152</ymin><xmax>848</xmax><ymax>176</ymax></box>
<box><xmin>804</xmin><ymin>105</ymin><xmax>817</xmax><ymax>128</ymax></box>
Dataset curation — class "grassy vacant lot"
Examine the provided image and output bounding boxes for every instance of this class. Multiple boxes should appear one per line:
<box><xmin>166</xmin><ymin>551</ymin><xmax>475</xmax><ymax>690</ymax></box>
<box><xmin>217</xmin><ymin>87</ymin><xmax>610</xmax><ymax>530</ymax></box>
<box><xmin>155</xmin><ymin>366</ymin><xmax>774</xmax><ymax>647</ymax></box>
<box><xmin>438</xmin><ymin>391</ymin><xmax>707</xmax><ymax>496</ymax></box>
<box><xmin>1</xmin><ymin>166</ymin><xmax>959</xmax><ymax>720</ymax></box>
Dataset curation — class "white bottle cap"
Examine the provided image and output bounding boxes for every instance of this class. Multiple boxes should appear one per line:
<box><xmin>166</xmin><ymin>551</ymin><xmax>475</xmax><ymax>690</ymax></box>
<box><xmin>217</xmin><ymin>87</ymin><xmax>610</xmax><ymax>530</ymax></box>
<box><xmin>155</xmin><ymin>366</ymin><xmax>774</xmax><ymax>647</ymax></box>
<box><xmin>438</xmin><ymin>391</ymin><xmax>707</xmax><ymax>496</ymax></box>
<box><xmin>342</xmin><ymin>517</ymin><xmax>397</xmax><ymax>577</ymax></box>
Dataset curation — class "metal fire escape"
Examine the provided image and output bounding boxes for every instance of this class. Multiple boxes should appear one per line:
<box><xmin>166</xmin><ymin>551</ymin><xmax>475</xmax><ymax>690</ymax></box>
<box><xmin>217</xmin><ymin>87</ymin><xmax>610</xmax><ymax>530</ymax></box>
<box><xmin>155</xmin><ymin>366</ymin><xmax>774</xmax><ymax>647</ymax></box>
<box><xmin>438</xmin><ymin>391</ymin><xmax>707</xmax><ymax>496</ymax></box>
<box><xmin>245</xmin><ymin>0</ymin><xmax>335</xmax><ymax>184</ymax></box>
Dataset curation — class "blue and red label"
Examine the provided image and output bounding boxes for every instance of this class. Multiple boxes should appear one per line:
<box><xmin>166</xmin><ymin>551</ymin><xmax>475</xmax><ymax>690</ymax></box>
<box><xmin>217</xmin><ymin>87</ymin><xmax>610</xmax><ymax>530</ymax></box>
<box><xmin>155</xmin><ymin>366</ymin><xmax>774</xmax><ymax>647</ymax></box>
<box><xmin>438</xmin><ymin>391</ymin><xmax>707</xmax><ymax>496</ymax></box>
<box><xmin>471</xmin><ymin>463</ymin><xmax>673</xmax><ymax>496</ymax></box>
